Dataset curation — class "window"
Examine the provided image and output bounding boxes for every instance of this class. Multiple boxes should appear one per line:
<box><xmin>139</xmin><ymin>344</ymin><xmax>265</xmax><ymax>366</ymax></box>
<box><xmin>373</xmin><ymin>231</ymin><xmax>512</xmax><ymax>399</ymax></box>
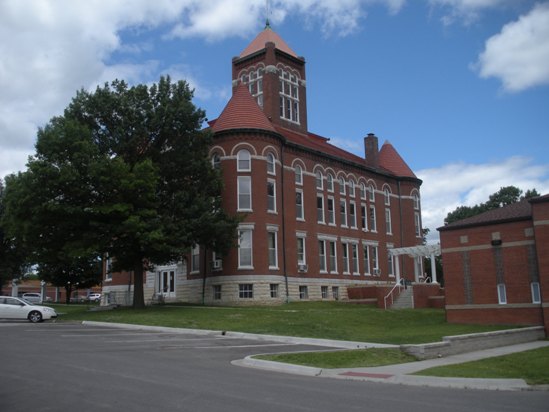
<box><xmin>241</xmin><ymin>66</ymin><xmax>264</xmax><ymax>107</ymax></box>
<box><xmin>266</xmin><ymin>153</ymin><xmax>275</xmax><ymax>175</ymax></box>
<box><xmin>237</xmin><ymin>149</ymin><xmax>251</xmax><ymax>171</ymax></box>
<box><xmin>349</xmin><ymin>180</ymin><xmax>355</xmax><ymax>197</ymax></box>
<box><xmin>315</xmin><ymin>171</ymin><xmax>323</xmax><ymax>190</ymax></box>
<box><xmin>531</xmin><ymin>282</ymin><xmax>541</xmax><ymax>303</ymax></box>
<box><xmin>368</xmin><ymin>184</ymin><xmax>375</xmax><ymax>202</ymax></box>
<box><xmin>369</xmin><ymin>205</ymin><xmax>377</xmax><ymax>232</ymax></box>
<box><xmin>413</xmin><ymin>193</ymin><xmax>420</xmax><ymax>210</ymax></box>
<box><xmin>317</xmin><ymin>195</ymin><xmax>325</xmax><ymax>223</ymax></box>
<box><xmin>332</xmin><ymin>286</ymin><xmax>339</xmax><ymax>300</ymax></box>
<box><xmin>327</xmin><ymin>197</ymin><xmax>335</xmax><ymax>225</ymax></box>
<box><xmin>349</xmin><ymin>201</ymin><xmax>357</xmax><ymax>228</ymax></box>
<box><xmin>268</xmin><ymin>231</ymin><xmax>278</xmax><ymax>269</ymax></box>
<box><xmin>279</xmin><ymin>68</ymin><xmax>299</xmax><ymax>123</ymax></box>
<box><xmin>363</xmin><ymin>245</ymin><xmax>370</xmax><ymax>275</ymax></box>
<box><xmin>384</xmin><ymin>187</ymin><xmax>391</xmax><ymax>205</ymax></box>
<box><xmin>213</xmin><ymin>285</ymin><xmax>222</xmax><ymax>300</ymax></box>
<box><xmin>340</xmin><ymin>200</ymin><xmax>347</xmax><ymax>227</ymax></box>
<box><xmin>191</xmin><ymin>245</ymin><xmax>200</xmax><ymax>273</ymax></box>
<box><xmin>270</xmin><ymin>284</ymin><xmax>279</xmax><ymax>298</ymax></box>
<box><xmin>388</xmin><ymin>252</ymin><xmax>394</xmax><ymax>277</ymax></box>
<box><xmin>327</xmin><ymin>174</ymin><xmax>334</xmax><ymax>192</ymax></box>
<box><xmin>211</xmin><ymin>153</ymin><xmax>221</xmax><ymax>169</ymax></box>
<box><xmin>238</xmin><ymin>176</ymin><xmax>252</xmax><ymax>211</ymax></box>
<box><xmin>239</xmin><ymin>284</ymin><xmax>253</xmax><ymax>299</ymax></box>
<box><xmin>342</xmin><ymin>243</ymin><xmax>350</xmax><ymax>274</ymax></box>
<box><xmin>385</xmin><ymin>208</ymin><xmax>392</xmax><ymax>234</ymax></box>
<box><xmin>267</xmin><ymin>180</ymin><xmax>276</xmax><ymax>213</ymax></box>
<box><xmin>360</xmin><ymin>183</ymin><xmax>366</xmax><ymax>199</ymax></box>
<box><xmin>372</xmin><ymin>246</ymin><xmax>379</xmax><ymax>273</ymax></box>
<box><xmin>361</xmin><ymin>204</ymin><xmax>368</xmax><ymax>231</ymax></box>
<box><xmin>296</xmin><ymin>190</ymin><xmax>304</xmax><ymax>220</ymax></box>
<box><xmin>351</xmin><ymin>244</ymin><xmax>359</xmax><ymax>274</ymax></box>
<box><xmin>297</xmin><ymin>236</ymin><xmax>306</xmax><ymax>264</ymax></box>
<box><xmin>321</xmin><ymin>286</ymin><xmax>328</xmax><ymax>299</ymax></box>
<box><xmin>295</xmin><ymin>165</ymin><xmax>303</xmax><ymax>185</ymax></box>
<box><xmin>328</xmin><ymin>241</ymin><xmax>337</xmax><ymax>273</ymax></box>
<box><xmin>299</xmin><ymin>285</ymin><xmax>308</xmax><ymax>299</ymax></box>
<box><xmin>497</xmin><ymin>283</ymin><xmax>507</xmax><ymax>304</ymax></box>
<box><xmin>415</xmin><ymin>212</ymin><xmax>421</xmax><ymax>237</ymax></box>
<box><xmin>105</xmin><ymin>255</ymin><xmax>112</xmax><ymax>281</ymax></box>
<box><xmin>339</xmin><ymin>177</ymin><xmax>346</xmax><ymax>195</ymax></box>
<box><xmin>319</xmin><ymin>240</ymin><xmax>327</xmax><ymax>272</ymax></box>
<box><xmin>238</xmin><ymin>229</ymin><xmax>253</xmax><ymax>268</ymax></box>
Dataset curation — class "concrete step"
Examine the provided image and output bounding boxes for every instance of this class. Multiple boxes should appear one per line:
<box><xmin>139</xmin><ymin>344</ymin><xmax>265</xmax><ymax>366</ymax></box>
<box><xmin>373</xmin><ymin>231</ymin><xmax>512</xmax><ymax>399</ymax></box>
<box><xmin>391</xmin><ymin>287</ymin><xmax>414</xmax><ymax>309</ymax></box>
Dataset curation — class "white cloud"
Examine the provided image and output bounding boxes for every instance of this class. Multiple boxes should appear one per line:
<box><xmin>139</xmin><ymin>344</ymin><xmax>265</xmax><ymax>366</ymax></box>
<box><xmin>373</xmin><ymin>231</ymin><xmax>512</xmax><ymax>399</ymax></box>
<box><xmin>417</xmin><ymin>157</ymin><xmax>549</xmax><ymax>241</ymax></box>
<box><xmin>428</xmin><ymin>0</ymin><xmax>515</xmax><ymax>25</ymax></box>
<box><xmin>475</xmin><ymin>3</ymin><xmax>549</xmax><ymax>92</ymax></box>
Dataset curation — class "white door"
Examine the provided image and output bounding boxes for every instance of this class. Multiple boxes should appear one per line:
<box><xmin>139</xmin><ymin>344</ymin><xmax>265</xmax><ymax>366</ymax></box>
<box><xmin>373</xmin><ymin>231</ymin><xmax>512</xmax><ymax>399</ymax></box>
<box><xmin>157</xmin><ymin>270</ymin><xmax>176</xmax><ymax>298</ymax></box>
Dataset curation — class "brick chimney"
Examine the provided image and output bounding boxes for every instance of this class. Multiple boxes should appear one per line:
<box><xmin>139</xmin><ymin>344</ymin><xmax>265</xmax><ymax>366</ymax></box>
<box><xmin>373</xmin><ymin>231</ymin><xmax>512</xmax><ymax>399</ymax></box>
<box><xmin>364</xmin><ymin>133</ymin><xmax>379</xmax><ymax>168</ymax></box>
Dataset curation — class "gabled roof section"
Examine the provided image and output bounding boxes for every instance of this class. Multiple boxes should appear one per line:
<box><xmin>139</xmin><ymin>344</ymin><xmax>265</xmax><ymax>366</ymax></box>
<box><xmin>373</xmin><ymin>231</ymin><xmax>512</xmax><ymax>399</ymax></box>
<box><xmin>378</xmin><ymin>141</ymin><xmax>416</xmax><ymax>178</ymax></box>
<box><xmin>438</xmin><ymin>199</ymin><xmax>532</xmax><ymax>232</ymax></box>
<box><xmin>212</xmin><ymin>84</ymin><xmax>276</xmax><ymax>133</ymax></box>
<box><xmin>240</xmin><ymin>25</ymin><xmax>298</xmax><ymax>58</ymax></box>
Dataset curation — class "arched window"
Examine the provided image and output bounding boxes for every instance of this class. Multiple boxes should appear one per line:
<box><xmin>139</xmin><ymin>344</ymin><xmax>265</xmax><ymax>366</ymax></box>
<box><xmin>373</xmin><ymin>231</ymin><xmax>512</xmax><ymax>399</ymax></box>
<box><xmin>266</xmin><ymin>153</ymin><xmax>275</xmax><ymax>175</ymax></box>
<box><xmin>327</xmin><ymin>174</ymin><xmax>334</xmax><ymax>192</ymax></box>
<box><xmin>413</xmin><ymin>193</ymin><xmax>420</xmax><ymax>210</ymax></box>
<box><xmin>211</xmin><ymin>153</ymin><xmax>221</xmax><ymax>169</ymax></box>
<box><xmin>384</xmin><ymin>186</ymin><xmax>391</xmax><ymax>206</ymax></box>
<box><xmin>360</xmin><ymin>183</ymin><xmax>366</xmax><ymax>199</ymax></box>
<box><xmin>369</xmin><ymin>184</ymin><xmax>375</xmax><ymax>202</ymax></box>
<box><xmin>278</xmin><ymin>67</ymin><xmax>300</xmax><ymax>123</ymax></box>
<box><xmin>237</xmin><ymin>149</ymin><xmax>251</xmax><ymax>172</ymax></box>
<box><xmin>315</xmin><ymin>170</ymin><xmax>323</xmax><ymax>190</ymax></box>
<box><xmin>241</xmin><ymin>66</ymin><xmax>264</xmax><ymax>107</ymax></box>
<box><xmin>295</xmin><ymin>165</ymin><xmax>303</xmax><ymax>185</ymax></box>
<box><xmin>339</xmin><ymin>177</ymin><xmax>346</xmax><ymax>195</ymax></box>
<box><xmin>349</xmin><ymin>180</ymin><xmax>356</xmax><ymax>197</ymax></box>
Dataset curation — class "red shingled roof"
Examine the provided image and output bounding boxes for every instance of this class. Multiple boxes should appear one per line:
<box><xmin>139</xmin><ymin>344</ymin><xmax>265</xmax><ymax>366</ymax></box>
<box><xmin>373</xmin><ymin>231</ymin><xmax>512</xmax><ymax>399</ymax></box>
<box><xmin>240</xmin><ymin>26</ymin><xmax>298</xmax><ymax>58</ymax></box>
<box><xmin>378</xmin><ymin>141</ymin><xmax>416</xmax><ymax>178</ymax></box>
<box><xmin>211</xmin><ymin>84</ymin><xmax>276</xmax><ymax>133</ymax></box>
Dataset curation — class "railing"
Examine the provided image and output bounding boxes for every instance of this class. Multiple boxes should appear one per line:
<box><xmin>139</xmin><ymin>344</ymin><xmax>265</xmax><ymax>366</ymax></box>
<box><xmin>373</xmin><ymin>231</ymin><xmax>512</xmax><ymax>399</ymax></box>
<box><xmin>420</xmin><ymin>276</ymin><xmax>431</xmax><ymax>283</ymax></box>
<box><xmin>384</xmin><ymin>279</ymin><xmax>404</xmax><ymax>310</ymax></box>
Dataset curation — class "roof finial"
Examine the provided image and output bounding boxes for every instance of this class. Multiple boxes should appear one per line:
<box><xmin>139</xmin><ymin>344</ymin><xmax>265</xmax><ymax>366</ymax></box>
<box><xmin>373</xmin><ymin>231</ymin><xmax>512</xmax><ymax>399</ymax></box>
<box><xmin>265</xmin><ymin>0</ymin><xmax>272</xmax><ymax>29</ymax></box>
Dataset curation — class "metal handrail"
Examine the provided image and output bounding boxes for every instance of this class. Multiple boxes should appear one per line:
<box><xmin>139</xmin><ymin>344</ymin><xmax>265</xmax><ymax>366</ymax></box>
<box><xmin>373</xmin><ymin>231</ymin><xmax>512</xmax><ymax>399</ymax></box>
<box><xmin>384</xmin><ymin>279</ymin><xmax>404</xmax><ymax>309</ymax></box>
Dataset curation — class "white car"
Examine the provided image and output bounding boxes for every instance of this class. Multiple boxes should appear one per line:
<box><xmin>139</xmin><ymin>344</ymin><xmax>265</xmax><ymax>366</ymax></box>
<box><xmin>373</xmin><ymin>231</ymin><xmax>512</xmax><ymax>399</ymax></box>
<box><xmin>22</xmin><ymin>292</ymin><xmax>42</xmax><ymax>304</ymax></box>
<box><xmin>0</xmin><ymin>296</ymin><xmax>57</xmax><ymax>323</ymax></box>
<box><xmin>87</xmin><ymin>293</ymin><xmax>101</xmax><ymax>302</ymax></box>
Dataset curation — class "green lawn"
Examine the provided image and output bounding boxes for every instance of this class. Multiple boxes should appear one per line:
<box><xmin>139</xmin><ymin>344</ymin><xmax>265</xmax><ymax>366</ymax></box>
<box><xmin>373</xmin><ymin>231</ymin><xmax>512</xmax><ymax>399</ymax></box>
<box><xmin>51</xmin><ymin>301</ymin><xmax>514</xmax><ymax>344</ymax></box>
<box><xmin>414</xmin><ymin>346</ymin><xmax>549</xmax><ymax>385</ymax></box>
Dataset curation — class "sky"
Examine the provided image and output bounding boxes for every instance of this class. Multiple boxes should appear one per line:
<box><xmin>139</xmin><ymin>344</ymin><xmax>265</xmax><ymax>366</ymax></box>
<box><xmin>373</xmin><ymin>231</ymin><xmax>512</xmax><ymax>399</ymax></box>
<box><xmin>1</xmin><ymin>0</ymin><xmax>548</xmax><ymax>242</ymax></box>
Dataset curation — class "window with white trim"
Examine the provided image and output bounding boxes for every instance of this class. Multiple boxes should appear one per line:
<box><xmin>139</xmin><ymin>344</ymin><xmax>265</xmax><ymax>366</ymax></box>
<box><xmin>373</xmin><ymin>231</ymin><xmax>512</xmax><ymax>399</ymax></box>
<box><xmin>368</xmin><ymin>184</ymin><xmax>375</xmax><ymax>202</ymax></box>
<box><xmin>213</xmin><ymin>285</ymin><xmax>222</xmax><ymax>300</ymax></box>
<box><xmin>415</xmin><ymin>212</ymin><xmax>421</xmax><ymax>237</ymax></box>
<box><xmin>278</xmin><ymin>68</ymin><xmax>299</xmax><ymax>123</ymax></box>
<box><xmin>315</xmin><ymin>170</ymin><xmax>323</xmax><ymax>190</ymax></box>
<box><xmin>237</xmin><ymin>149</ymin><xmax>251</xmax><ymax>171</ymax></box>
<box><xmin>238</xmin><ymin>176</ymin><xmax>252</xmax><ymax>211</ymax></box>
<box><xmin>239</xmin><ymin>284</ymin><xmax>253</xmax><ymax>299</ymax></box>
<box><xmin>388</xmin><ymin>252</ymin><xmax>394</xmax><ymax>277</ymax></box>
<box><xmin>369</xmin><ymin>205</ymin><xmax>377</xmax><ymax>232</ymax></box>
<box><xmin>332</xmin><ymin>286</ymin><xmax>339</xmax><ymax>300</ymax></box>
<box><xmin>339</xmin><ymin>177</ymin><xmax>346</xmax><ymax>195</ymax></box>
<box><xmin>211</xmin><ymin>153</ymin><xmax>221</xmax><ymax>169</ymax></box>
<box><xmin>297</xmin><ymin>236</ymin><xmax>306</xmax><ymax>265</ymax></box>
<box><xmin>361</xmin><ymin>204</ymin><xmax>368</xmax><ymax>231</ymax></box>
<box><xmin>497</xmin><ymin>283</ymin><xmax>507</xmax><ymax>304</ymax></box>
<box><xmin>360</xmin><ymin>183</ymin><xmax>366</xmax><ymax>199</ymax></box>
<box><xmin>321</xmin><ymin>286</ymin><xmax>328</xmax><ymax>299</ymax></box>
<box><xmin>299</xmin><ymin>285</ymin><xmax>308</xmax><ymax>299</ymax></box>
<box><xmin>328</xmin><ymin>241</ymin><xmax>337</xmax><ymax>273</ymax></box>
<box><xmin>238</xmin><ymin>229</ymin><xmax>253</xmax><ymax>268</ymax></box>
<box><xmin>191</xmin><ymin>244</ymin><xmax>200</xmax><ymax>273</ymax></box>
<box><xmin>351</xmin><ymin>243</ymin><xmax>359</xmax><ymax>274</ymax></box>
<box><xmin>384</xmin><ymin>187</ymin><xmax>391</xmax><ymax>205</ymax></box>
<box><xmin>317</xmin><ymin>195</ymin><xmax>325</xmax><ymax>223</ymax></box>
<box><xmin>342</xmin><ymin>243</ymin><xmax>350</xmax><ymax>274</ymax></box>
<box><xmin>413</xmin><ymin>192</ymin><xmax>420</xmax><ymax>210</ymax></box>
<box><xmin>268</xmin><ymin>230</ymin><xmax>278</xmax><ymax>269</ymax></box>
<box><xmin>270</xmin><ymin>283</ymin><xmax>279</xmax><ymax>298</ymax></box>
<box><xmin>318</xmin><ymin>240</ymin><xmax>327</xmax><ymax>272</ymax></box>
<box><xmin>349</xmin><ymin>201</ymin><xmax>357</xmax><ymax>229</ymax></box>
<box><xmin>363</xmin><ymin>245</ymin><xmax>370</xmax><ymax>275</ymax></box>
<box><xmin>266</xmin><ymin>153</ymin><xmax>275</xmax><ymax>175</ymax></box>
<box><xmin>340</xmin><ymin>200</ymin><xmax>347</xmax><ymax>227</ymax></box>
<box><xmin>349</xmin><ymin>180</ymin><xmax>356</xmax><ymax>197</ymax></box>
<box><xmin>531</xmin><ymin>282</ymin><xmax>541</xmax><ymax>303</ymax></box>
<box><xmin>385</xmin><ymin>208</ymin><xmax>392</xmax><ymax>234</ymax></box>
<box><xmin>241</xmin><ymin>66</ymin><xmax>264</xmax><ymax>107</ymax></box>
<box><xmin>295</xmin><ymin>165</ymin><xmax>303</xmax><ymax>185</ymax></box>
<box><xmin>327</xmin><ymin>196</ymin><xmax>335</xmax><ymax>225</ymax></box>
<box><xmin>327</xmin><ymin>173</ymin><xmax>334</xmax><ymax>192</ymax></box>
<box><xmin>267</xmin><ymin>180</ymin><xmax>276</xmax><ymax>213</ymax></box>
<box><xmin>372</xmin><ymin>246</ymin><xmax>379</xmax><ymax>273</ymax></box>
<box><xmin>296</xmin><ymin>189</ymin><xmax>304</xmax><ymax>220</ymax></box>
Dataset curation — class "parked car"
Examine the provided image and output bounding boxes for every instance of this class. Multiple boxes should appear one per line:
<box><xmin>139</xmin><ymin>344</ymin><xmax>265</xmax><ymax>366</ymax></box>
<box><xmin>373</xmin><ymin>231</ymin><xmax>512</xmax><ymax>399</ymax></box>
<box><xmin>87</xmin><ymin>293</ymin><xmax>101</xmax><ymax>302</ymax></box>
<box><xmin>0</xmin><ymin>296</ymin><xmax>57</xmax><ymax>323</ymax></box>
<box><xmin>21</xmin><ymin>292</ymin><xmax>42</xmax><ymax>304</ymax></box>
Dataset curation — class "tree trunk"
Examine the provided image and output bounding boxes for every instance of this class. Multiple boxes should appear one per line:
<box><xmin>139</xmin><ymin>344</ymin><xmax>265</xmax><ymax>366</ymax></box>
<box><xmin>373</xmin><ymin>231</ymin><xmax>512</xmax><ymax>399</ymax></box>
<box><xmin>65</xmin><ymin>284</ymin><xmax>72</xmax><ymax>305</ymax></box>
<box><xmin>133</xmin><ymin>260</ymin><xmax>145</xmax><ymax>309</ymax></box>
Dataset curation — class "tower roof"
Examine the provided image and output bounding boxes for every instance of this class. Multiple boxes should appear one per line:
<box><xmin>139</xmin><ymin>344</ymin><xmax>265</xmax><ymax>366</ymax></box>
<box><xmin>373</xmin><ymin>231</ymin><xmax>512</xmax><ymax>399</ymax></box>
<box><xmin>211</xmin><ymin>83</ymin><xmax>276</xmax><ymax>133</ymax></box>
<box><xmin>378</xmin><ymin>141</ymin><xmax>416</xmax><ymax>178</ymax></box>
<box><xmin>240</xmin><ymin>25</ymin><xmax>298</xmax><ymax>58</ymax></box>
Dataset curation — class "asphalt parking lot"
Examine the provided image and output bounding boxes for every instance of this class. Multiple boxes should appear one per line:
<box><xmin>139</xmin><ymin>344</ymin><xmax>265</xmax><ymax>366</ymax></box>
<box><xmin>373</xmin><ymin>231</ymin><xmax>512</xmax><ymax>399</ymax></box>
<box><xmin>1</xmin><ymin>322</ymin><xmax>548</xmax><ymax>412</ymax></box>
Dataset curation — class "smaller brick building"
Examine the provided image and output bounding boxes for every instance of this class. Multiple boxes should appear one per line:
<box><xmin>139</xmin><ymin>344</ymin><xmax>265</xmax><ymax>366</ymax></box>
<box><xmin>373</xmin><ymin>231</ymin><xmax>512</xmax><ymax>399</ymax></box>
<box><xmin>438</xmin><ymin>194</ymin><xmax>549</xmax><ymax>334</ymax></box>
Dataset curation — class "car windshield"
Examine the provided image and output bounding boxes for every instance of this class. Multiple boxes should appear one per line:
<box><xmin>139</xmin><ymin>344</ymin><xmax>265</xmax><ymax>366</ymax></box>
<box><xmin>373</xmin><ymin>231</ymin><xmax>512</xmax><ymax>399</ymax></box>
<box><xmin>20</xmin><ymin>298</ymin><xmax>34</xmax><ymax>305</ymax></box>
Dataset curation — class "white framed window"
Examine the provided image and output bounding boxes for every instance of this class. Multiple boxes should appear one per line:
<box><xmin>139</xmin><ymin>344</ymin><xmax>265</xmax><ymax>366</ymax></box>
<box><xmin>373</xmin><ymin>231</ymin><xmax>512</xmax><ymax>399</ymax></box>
<box><xmin>239</xmin><ymin>284</ymin><xmax>253</xmax><ymax>299</ymax></box>
<box><xmin>351</xmin><ymin>244</ymin><xmax>359</xmax><ymax>275</ymax></box>
<box><xmin>339</xmin><ymin>177</ymin><xmax>346</xmax><ymax>195</ymax></box>
<box><xmin>531</xmin><ymin>282</ymin><xmax>541</xmax><ymax>304</ymax></box>
<box><xmin>296</xmin><ymin>189</ymin><xmax>304</xmax><ymax>220</ymax></box>
<box><xmin>299</xmin><ymin>285</ymin><xmax>308</xmax><ymax>299</ymax></box>
<box><xmin>369</xmin><ymin>205</ymin><xmax>377</xmax><ymax>232</ymax></box>
<box><xmin>361</xmin><ymin>204</ymin><xmax>368</xmax><ymax>231</ymax></box>
<box><xmin>191</xmin><ymin>244</ymin><xmax>200</xmax><ymax>273</ymax></box>
<box><xmin>238</xmin><ymin>229</ymin><xmax>253</xmax><ymax>268</ymax></box>
<box><xmin>270</xmin><ymin>284</ymin><xmax>279</xmax><ymax>298</ymax></box>
<box><xmin>238</xmin><ymin>176</ymin><xmax>252</xmax><ymax>211</ymax></box>
<box><xmin>213</xmin><ymin>285</ymin><xmax>222</xmax><ymax>300</ymax></box>
<box><xmin>384</xmin><ymin>187</ymin><xmax>391</xmax><ymax>205</ymax></box>
<box><xmin>318</xmin><ymin>240</ymin><xmax>327</xmax><ymax>272</ymax></box>
<box><xmin>497</xmin><ymin>283</ymin><xmax>507</xmax><ymax>304</ymax></box>
<box><xmin>241</xmin><ymin>66</ymin><xmax>264</xmax><ymax>107</ymax></box>
<box><xmin>327</xmin><ymin>196</ymin><xmax>335</xmax><ymax>225</ymax></box>
<box><xmin>342</xmin><ymin>243</ymin><xmax>350</xmax><ymax>274</ymax></box>
<box><xmin>317</xmin><ymin>195</ymin><xmax>325</xmax><ymax>223</ymax></box>
<box><xmin>340</xmin><ymin>200</ymin><xmax>347</xmax><ymax>227</ymax></box>
<box><xmin>360</xmin><ymin>183</ymin><xmax>366</xmax><ymax>199</ymax></box>
<box><xmin>388</xmin><ymin>251</ymin><xmax>394</xmax><ymax>277</ymax></box>
<box><xmin>104</xmin><ymin>255</ymin><xmax>112</xmax><ymax>281</ymax></box>
<box><xmin>372</xmin><ymin>246</ymin><xmax>379</xmax><ymax>273</ymax></box>
<box><xmin>413</xmin><ymin>192</ymin><xmax>420</xmax><ymax>210</ymax></box>
<box><xmin>211</xmin><ymin>153</ymin><xmax>221</xmax><ymax>169</ymax></box>
<box><xmin>332</xmin><ymin>286</ymin><xmax>339</xmax><ymax>300</ymax></box>
<box><xmin>266</xmin><ymin>153</ymin><xmax>275</xmax><ymax>175</ymax></box>
<box><xmin>349</xmin><ymin>180</ymin><xmax>356</xmax><ymax>197</ymax></box>
<box><xmin>237</xmin><ymin>149</ymin><xmax>251</xmax><ymax>171</ymax></box>
<box><xmin>267</xmin><ymin>179</ymin><xmax>276</xmax><ymax>213</ymax></box>
<box><xmin>295</xmin><ymin>165</ymin><xmax>303</xmax><ymax>185</ymax></box>
<box><xmin>349</xmin><ymin>201</ymin><xmax>357</xmax><ymax>229</ymax></box>
<box><xmin>328</xmin><ymin>241</ymin><xmax>337</xmax><ymax>273</ymax></box>
<box><xmin>321</xmin><ymin>286</ymin><xmax>328</xmax><ymax>299</ymax></box>
<box><xmin>368</xmin><ymin>184</ymin><xmax>375</xmax><ymax>202</ymax></box>
<box><xmin>363</xmin><ymin>245</ymin><xmax>370</xmax><ymax>275</ymax></box>
<box><xmin>327</xmin><ymin>173</ymin><xmax>334</xmax><ymax>192</ymax></box>
<box><xmin>415</xmin><ymin>212</ymin><xmax>421</xmax><ymax>237</ymax></box>
<box><xmin>278</xmin><ymin>68</ymin><xmax>299</xmax><ymax>123</ymax></box>
<box><xmin>385</xmin><ymin>208</ymin><xmax>392</xmax><ymax>234</ymax></box>
<box><xmin>315</xmin><ymin>170</ymin><xmax>323</xmax><ymax>190</ymax></box>
<box><xmin>268</xmin><ymin>230</ymin><xmax>278</xmax><ymax>269</ymax></box>
<box><xmin>297</xmin><ymin>236</ymin><xmax>306</xmax><ymax>265</ymax></box>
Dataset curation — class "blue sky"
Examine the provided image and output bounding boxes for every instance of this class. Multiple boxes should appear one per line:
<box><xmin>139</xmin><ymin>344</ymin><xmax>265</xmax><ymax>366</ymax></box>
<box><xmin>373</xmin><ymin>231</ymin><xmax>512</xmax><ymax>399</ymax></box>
<box><xmin>1</xmin><ymin>0</ymin><xmax>548</xmax><ymax>241</ymax></box>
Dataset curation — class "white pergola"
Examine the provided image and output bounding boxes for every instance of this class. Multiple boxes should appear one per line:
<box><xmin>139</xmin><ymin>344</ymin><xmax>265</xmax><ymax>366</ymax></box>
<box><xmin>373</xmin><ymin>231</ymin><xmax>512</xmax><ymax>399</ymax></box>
<box><xmin>388</xmin><ymin>243</ymin><xmax>441</xmax><ymax>284</ymax></box>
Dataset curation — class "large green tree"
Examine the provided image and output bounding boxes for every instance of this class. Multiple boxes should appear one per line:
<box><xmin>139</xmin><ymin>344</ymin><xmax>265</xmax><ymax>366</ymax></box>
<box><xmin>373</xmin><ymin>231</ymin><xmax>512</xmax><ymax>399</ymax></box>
<box><xmin>3</xmin><ymin>77</ymin><xmax>238</xmax><ymax>307</ymax></box>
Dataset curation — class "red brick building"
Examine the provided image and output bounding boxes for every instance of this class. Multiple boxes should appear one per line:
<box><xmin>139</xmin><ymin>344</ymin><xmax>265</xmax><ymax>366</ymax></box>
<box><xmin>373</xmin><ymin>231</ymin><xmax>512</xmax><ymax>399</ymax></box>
<box><xmin>438</xmin><ymin>195</ymin><xmax>549</xmax><ymax>333</ymax></box>
<box><xmin>103</xmin><ymin>24</ymin><xmax>424</xmax><ymax>305</ymax></box>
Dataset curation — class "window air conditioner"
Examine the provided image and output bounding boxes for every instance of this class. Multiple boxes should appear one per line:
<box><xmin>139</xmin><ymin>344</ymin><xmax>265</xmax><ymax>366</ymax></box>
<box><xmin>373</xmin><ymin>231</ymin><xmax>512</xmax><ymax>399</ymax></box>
<box><xmin>298</xmin><ymin>264</ymin><xmax>308</xmax><ymax>272</ymax></box>
<box><xmin>212</xmin><ymin>259</ymin><xmax>222</xmax><ymax>269</ymax></box>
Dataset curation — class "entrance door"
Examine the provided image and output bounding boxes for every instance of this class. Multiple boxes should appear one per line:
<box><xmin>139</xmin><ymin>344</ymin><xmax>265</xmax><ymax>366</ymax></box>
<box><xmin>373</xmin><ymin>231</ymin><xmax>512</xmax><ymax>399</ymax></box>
<box><xmin>157</xmin><ymin>270</ymin><xmax>176</xmax><ymax>298</ymax></box>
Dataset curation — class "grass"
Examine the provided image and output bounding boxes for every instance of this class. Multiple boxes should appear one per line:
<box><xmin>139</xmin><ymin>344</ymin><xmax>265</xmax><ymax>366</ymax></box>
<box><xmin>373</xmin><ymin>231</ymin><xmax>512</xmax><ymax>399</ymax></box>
<box><xmin>413</xmin><ymin>346</ymin><xmax>549</xmax><ymax>385</ymax></box>
<box><xmin>255</xmin><ymin>348</ymin><xmax>417</xmax><ymax>369</ymax></box>
<box><xmin>50</xmin><ymin>301</ymin><xmax>514</xmax><ymax>344</ymax></box>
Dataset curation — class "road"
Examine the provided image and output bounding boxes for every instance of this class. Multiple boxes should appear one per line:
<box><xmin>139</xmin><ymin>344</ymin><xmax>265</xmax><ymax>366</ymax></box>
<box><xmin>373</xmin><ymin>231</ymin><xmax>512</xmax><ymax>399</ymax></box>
<box><xmin>0</xmin><ymin>322</ymin><xmax>547</xmax><ymax>412</ymax></box>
